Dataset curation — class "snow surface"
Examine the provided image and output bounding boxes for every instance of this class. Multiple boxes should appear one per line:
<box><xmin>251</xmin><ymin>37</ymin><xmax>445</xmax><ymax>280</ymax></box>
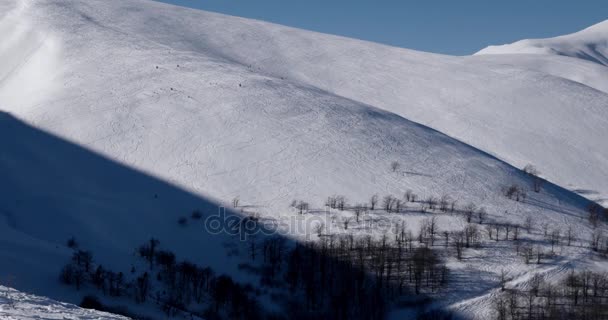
<box><xmin>0</xmin><ymin>285</ymin><xmax>128</xmax><ymax>320</ymax></box>
<box><xmin>0</xmin><ymin>0</ymin><xmax>607</xmax><ymax>318</ymax></box>
<box><xmin>477</xmin><ymin>20</ymin><xmax>608</xmax><ymax>66</ymax></box>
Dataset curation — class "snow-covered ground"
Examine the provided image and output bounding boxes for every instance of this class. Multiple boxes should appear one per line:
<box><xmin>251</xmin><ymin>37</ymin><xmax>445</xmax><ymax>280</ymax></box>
<box><xmin>0</xmin><ymin>285</ymin><xmax>128</xmax><ymax>320</ymax></box>
<box><xmin>477</xmin><ymin>20</ymin><xmax>608</xmax><ymax>66</ymax></box>
<box><xmin>0</xmin><ymin>0</ymin><xmax>607</xmax><ymax>318</ymax></box>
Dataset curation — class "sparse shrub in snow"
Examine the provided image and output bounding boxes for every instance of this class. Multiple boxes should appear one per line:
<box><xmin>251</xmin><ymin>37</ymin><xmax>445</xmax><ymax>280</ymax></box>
<box><xmin>390</xmin><ymin>161</ymin><xmax>400</xmax><ymax>172</ymax></box>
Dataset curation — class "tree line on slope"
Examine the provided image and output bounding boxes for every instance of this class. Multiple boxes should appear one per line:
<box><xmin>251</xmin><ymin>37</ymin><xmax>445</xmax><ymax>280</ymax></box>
<box><xmin>59</xmin><ymin>229</ymin><xmax>450</xmax><ymax>320</ymax></box>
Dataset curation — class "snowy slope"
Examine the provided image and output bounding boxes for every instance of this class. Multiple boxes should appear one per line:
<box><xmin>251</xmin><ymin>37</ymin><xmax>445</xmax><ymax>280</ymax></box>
<box><xmin>0</xmin><ymin>285</ymin><xmax>128</xmax><ymax>320</ymax></box>
<box><xmin>43</xmin><ymin>1</ymin><xmax>607</xmax><ymax>205</ymax></box>
<box><xmin>477</xmin><ymin>20</ymin><xmax>608</xmax><ymax>66</ymax></box>
<box><xmin>0</xmin><ymin>0</ymin><xmax>607</xmax><ymax>319</ymax></box>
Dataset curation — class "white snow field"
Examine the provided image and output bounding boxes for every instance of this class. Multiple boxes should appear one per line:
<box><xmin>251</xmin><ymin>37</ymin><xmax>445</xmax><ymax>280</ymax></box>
<box><xmin>0</xmin><ymin>0</ymin><xmax>607</xmax><ymax>319</ymax></box>
<box><xmin>0</xmin><ymin>285</ymin><xmax>128</xmax><ymax>320</ymax></box>
<box><xmin>477</xmin><ymin>20</ymin><xmax>608</xmax><ymax>66</ymax></box>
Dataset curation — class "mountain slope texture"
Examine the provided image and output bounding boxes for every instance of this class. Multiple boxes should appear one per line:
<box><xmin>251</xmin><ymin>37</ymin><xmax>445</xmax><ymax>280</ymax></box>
<box><xmin>1</xmin><ymin>0</ymin><xmax>607</xmax><ymax>319</ymax></box>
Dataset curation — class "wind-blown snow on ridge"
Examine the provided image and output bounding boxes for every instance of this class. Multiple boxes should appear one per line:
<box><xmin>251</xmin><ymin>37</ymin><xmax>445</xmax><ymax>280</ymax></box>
<box><xmin>476</xmin><ymin>19</ymin><xmax>608</xmax><ymax>66</ymax></box>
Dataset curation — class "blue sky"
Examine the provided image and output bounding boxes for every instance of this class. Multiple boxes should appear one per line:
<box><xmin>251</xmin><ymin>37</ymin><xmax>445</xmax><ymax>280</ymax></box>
<box><xmin>156</xmin><ymin>0</ymin><xmax>607</xmax><ymax>55</ymax></box>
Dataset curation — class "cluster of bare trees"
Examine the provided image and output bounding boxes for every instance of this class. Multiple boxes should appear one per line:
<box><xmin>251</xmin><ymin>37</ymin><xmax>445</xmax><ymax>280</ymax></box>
<box><xmin>493</xmin><ymin>271</ymin><xmax>608</xmax><ymax>320</ymax></box>
<box><xmin>280</xmin><ymin>234</ymin><xmax>448</xmax><ymax>319</ymax></box>
<box><xmin>326</xmin><ymin>195</ymin><xmax>347</xmax><ymax>211</ymax></box>
<box><xmin>505</xmin><ymin>184</ymin><xmax>527</xmax><ymax>202</ymax></box>
<box><xmin>523</xmin><ymin>164</ymin><xmax>543</xmax><ymax>193</ymax></box>
<box><xmin>588</xmin><ymin>203</ymin><xmax>608</xmax><ymax>228</ymax></box>
<box><xmin>60</xmin><ymin>239</ymin><xmax>263</xmax><ymax>320</ymax></box>
<box><xmin>291</xmin><ymin>199</ymin><xmax>310</xmax><ymax>214</ymax></box>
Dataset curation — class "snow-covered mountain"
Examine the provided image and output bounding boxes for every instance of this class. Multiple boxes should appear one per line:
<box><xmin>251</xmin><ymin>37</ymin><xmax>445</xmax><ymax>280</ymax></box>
<box><xmin>477</xmin><ymin>20</ymin><xmax>608</xmax><ymax>66</ymax></box>
<box><xmin>1</xmin><ymin>0</ymin><xmax>607</xmax><ymax>319</ymax></box>
<box><xmin>0</xmin><ymin>285</ymin><xmax>128</xmax><ymax>320</ymax></box>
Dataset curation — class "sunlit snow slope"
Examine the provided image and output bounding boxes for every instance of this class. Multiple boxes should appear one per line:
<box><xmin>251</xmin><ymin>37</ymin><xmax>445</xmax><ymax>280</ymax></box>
<box><xmin>477</xmin><ymin>20</ymin><xmax>608</xmax><ymax>66</ymax></box>
<box><xmin>0</xmin><ymin>0</ymin><xmax>606</xmax><ymax>318</ymax></box>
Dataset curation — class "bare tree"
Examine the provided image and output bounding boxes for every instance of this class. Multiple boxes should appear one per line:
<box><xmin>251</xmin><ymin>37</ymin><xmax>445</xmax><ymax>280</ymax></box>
<box><xmin>464</xmin><ymin>202</ymin><xmax>476</xmax><ymax>223</ymax></box>
<box><xmin>566</xmin><ymin>225</ymin><xmax>574</xmax><ymax>246</ymax></box>
<box><xmin>424</xmin><ymin>217</ymin><xmax>438</xmax><ymax>246</ymax></box>
<box><xmin>336</xmin><ymin>196</ymin><xmax>347</xmax><ymax>211</ymax></box>
<box><xmin>478</xmin><ymin>207</ymin><xmax>487</xmax><ymax>224</ymax></box>
<box><xmin>404</xmin><ymin>190</ymin><xmax>413</xmax><ymax>202</ymax></box>
<box><xmin>295</xmin><ymin>201</ymin><xmax>309</xmax><ymax>214</ymax></box>
<box><xmin>500</xmin><ymin>269</ymin><xmax>507</xmax><ymax>291</ymax></box>
<box><xmin>591</xmin><ymin>229</ymin><xmax>603</xmax><ymax>252</ymax></box>
<box><xmin>232</xmin><ymin>197</ymin><xmax>240</xmax><ymax>208</ymax></box>
<box><xmin>353</xmin><ymin>204</ymin><xmax>366</xmax><ymax>222</ymax></box>
<box><xmin>439</xmin><ymin>195</ymin><xmax>451</xmax><ymax>212</ymax></box>
<box><xmin>524</xmin><ymin>216</ymin><xmax>534</xmax><ymax>233</ymax></box>
<box><xmin>492</xmin><ymin>296</ymin><xmax>508</xmax><ymax>320</ymax></box>
<box><xmin>452</xmin><ymin>231</ymin><xmax>465</xmax><ymax>260</ymax></box>
<box><xmin>342</xmin><ymin>217</ymin><xmax>352</xmax><ymax>230</ymax></box>
<box><xmin>550</xmin><ymin>229</ymin><xmax>561</xmax><ymax>252</ymax></box>
<box><xmin>426</xmin><ymin>196</ymin><xmax>438</xmax><ymax>211</ymax></box>
<box><xmin>464</xmin><ymin>224</ymin><xmax>480</xmax><ymax>248</ymax></box>
<box><xmin>524</xmin><ymin>164</ymin><xmax>543</xmax><ymax>192</ymax></box>
<box><xmin>383</xmin><ymin>195</ymin><xmax>395</xmax><ymax>213</ymax></box>
<box><xmin>589</xmin><ymin>204</ymin><xmax>601</xmax><ymax>228</ymax></box>
<box><xmin>370</xmin><ymin>194</ymin><xmax>378</xmax><ymax>210</ymax></box>
<box><xmin>486</xmin><ymin>224</ymin><xmax>494</xmax><ymax>240</ymax></box>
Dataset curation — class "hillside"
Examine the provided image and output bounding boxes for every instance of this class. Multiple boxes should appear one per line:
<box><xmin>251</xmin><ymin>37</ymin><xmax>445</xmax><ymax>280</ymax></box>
<box><xmin>1</xmin><ymin>0</ymin><xmax>607</xmax><ymax>319</ymax></box>
<box><xmin>477</xmin><ymin>20</ymin><xmax>608</xmax><ymax>66</ymax></box>
<box><xmin>0</xmin><ymin>285</ymin><xmax>128</xmax><ymax>320</ymax></box>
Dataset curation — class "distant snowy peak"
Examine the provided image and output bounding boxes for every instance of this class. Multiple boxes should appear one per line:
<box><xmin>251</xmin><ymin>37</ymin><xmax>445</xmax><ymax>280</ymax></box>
<box><xmin>476</xmin><ymin>20</ymin><xmax>608</xmax><ymax>66</ymax></box>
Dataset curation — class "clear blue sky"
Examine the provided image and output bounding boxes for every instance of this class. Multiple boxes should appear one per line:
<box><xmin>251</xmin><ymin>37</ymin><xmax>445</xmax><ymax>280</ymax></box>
<box><xmin>155</xmin><ymin>0</ymin><xmax>608</xmax><ymax>55</ymax></box>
